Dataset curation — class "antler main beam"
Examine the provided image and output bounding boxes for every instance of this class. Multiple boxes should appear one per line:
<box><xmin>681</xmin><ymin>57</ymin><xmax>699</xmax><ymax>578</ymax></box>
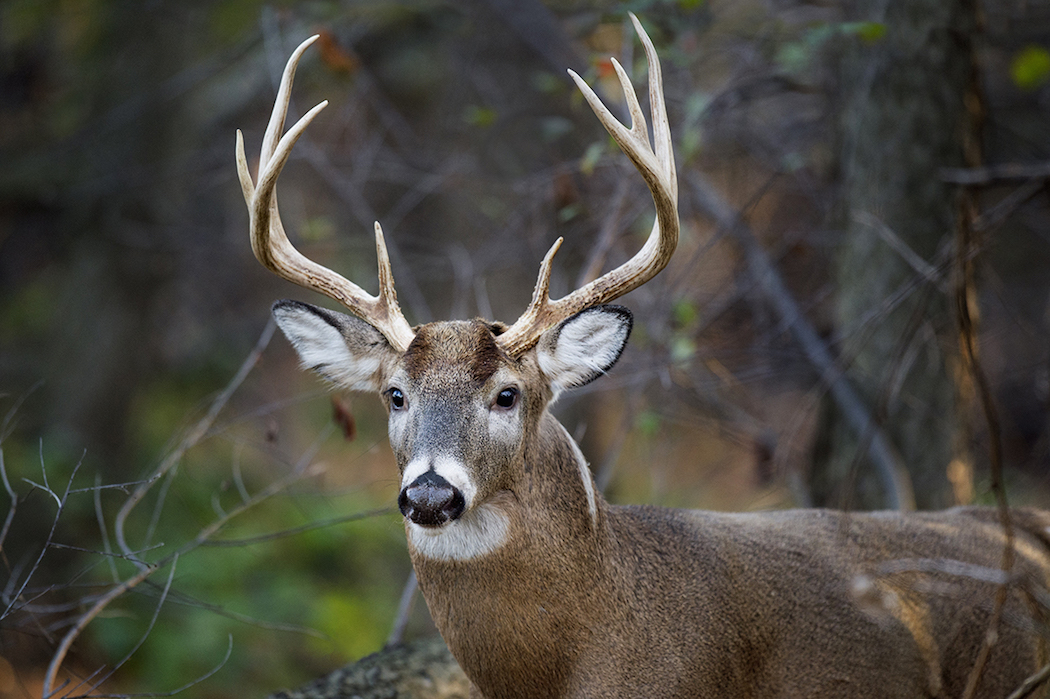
<box><xmin>236</xmin><ymin>35</ymin><xmax>415</xmax><ymax>353</ymax></box>
<box><xmin>495</xmin><ymin>13</ymin><xmax>679</xmax><ymax>357</ymax></box>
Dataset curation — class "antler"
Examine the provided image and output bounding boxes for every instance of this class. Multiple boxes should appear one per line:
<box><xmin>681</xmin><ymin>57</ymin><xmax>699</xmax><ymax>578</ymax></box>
<box><xmin>496</xmin><ymin>13</ymin><xmax>679</xmax><ymax>357</ymax></box>
<box><xmin>236</xmin><ymin>35</ymin><xmax>415</xmax><ymax>353</ymax></box>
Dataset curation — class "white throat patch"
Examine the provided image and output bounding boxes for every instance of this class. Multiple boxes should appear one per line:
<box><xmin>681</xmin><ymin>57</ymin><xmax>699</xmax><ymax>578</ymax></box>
<box><xmin>407</xmin><ymin>501</ymin><xmax>510</xmax><ymax>562</ymax></box>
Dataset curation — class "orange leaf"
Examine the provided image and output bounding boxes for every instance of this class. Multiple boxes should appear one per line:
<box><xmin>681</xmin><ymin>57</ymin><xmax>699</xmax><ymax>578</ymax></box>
<box><xmin>331</xmin><ymin>395</ymin><xmax>357</xmax><ymax>442</ymax></box>
<box><xmin>316</xmin><ymin>29</ymin><xmax>359</xmax><ymax>75</ymax></box>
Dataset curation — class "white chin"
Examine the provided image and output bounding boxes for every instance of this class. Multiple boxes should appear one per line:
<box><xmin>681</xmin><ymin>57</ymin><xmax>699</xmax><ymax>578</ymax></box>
<box><xmin>407</xmin><ymin>502</ymin><xmax>510</xmax><ymax>562</ymax></box>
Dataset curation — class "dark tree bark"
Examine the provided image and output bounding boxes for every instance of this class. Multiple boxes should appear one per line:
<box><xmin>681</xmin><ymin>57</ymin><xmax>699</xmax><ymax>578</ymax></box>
<box><xmin>810</xmin><ymin>0</ymin><xmax>979</xmax><ymax>510</ymax></box>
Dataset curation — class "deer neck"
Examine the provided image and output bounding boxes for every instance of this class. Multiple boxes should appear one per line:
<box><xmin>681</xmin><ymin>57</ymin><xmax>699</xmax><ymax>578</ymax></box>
<box><xmin>407</xmin><ymin>411</ymin><xmax>615</xmax><ymax>696</ymax></box>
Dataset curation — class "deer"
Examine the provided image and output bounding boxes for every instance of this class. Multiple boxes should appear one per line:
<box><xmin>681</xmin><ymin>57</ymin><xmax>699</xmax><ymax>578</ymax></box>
<box><xmin>236</xmin><ymin>16</ymin><xmax>1050</xmax><ymax>699</ymax></box>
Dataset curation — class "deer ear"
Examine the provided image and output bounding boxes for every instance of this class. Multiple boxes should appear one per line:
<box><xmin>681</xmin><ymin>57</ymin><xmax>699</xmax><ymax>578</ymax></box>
<box><xmin>536</xmin><ymin>305</ymin><xmax>632</xmax><ymax>397</ymax></box>
<box><xmin>272</xmin><ymin>299</ymin><xmax>397</xmax><ymax>392</ymax></box>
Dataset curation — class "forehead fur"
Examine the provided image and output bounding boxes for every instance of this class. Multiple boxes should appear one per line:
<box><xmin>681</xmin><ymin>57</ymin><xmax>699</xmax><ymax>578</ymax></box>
<box><xmin>404</xmin><ymin>320</ymin><xmax>509</xmax><ymax>385</ymax></box>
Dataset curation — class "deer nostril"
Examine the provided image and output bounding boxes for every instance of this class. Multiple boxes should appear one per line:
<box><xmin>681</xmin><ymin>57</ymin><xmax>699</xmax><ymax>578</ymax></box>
<box><xmin>399</xmin><ymin>470</ymin><xmax>466</xmax><ymax>527</ymax></box>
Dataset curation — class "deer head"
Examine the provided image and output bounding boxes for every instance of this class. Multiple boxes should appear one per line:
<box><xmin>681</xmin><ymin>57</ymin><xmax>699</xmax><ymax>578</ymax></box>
<box><xmin>236</xmin><ymin>15</ymin><xmax>677</xmax><ymax>559</ymax></box>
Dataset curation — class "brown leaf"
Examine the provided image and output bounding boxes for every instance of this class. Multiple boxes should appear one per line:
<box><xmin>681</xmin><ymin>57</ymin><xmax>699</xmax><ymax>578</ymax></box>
<box><xmin>316</xmin><ymin>28</ymin><xmax>359</xmax><ymax>75</ymax></box>
<box><xmin>332</xmin><ymin>395</ymin><xmax>357</xmax><ymax>442</ymax></box>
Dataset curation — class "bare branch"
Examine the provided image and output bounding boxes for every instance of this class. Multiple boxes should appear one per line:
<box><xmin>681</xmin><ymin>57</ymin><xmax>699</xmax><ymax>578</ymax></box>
<box><xmin>942</xmin><ymin>161</ymin><xmax>1050</xmax><ymax>185</ymax></box>
<box><xmin>1006</xmin><ymin>662</ymin><xmax>1050</xmax><ymax>699</ymax></box>
<box><xmin>852</xmin><ymin>211</ymin><xmax>943</xmax><ymax>288</ymax></box>
<box><xmin>0</xmin><ymin>449</ymin><xmax>16</xmax><ymax>563</ymax></box>
<box><xmin>76</xmin><ymin>555</ymin><xmax>180</xmax><ymax>697</ymax></box>
<box><xmin>114</xmin><ymin>319</ymin><xmax>275</xmax><ymax>564</ymax></box>
<box><xmin>201</xmin><ymin>507</ymin><xmax>391</xmax><ymax>547</ymax></box>
<box><xmin>687</xmin><ymin>171</ymin><xmax>915</xmax><ymax>510</ymax></box>
<box><xmin>386</xmin><ymin>569</ymin><xmax>418</xmax><ymax>648</ymax></box>
<box><xmin>43</xmin><ymin>561</ymin><xmax>160</xmax><ymax>696</ymax></box>
<box><xmin>72</xmin><ymin>635</ymin><xmax>233</xmax><ymax>699</ymax></box>
<box><xmin>3</xmin><ymin>454</ymin><xmax>83</xmax><ymax>623</ymax></box>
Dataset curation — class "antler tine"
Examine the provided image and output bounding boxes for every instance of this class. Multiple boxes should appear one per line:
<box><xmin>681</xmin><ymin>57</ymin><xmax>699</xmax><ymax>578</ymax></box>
<box><xmin>496</xmin><ymin>13</ymin><xmax>679</xmax><ymax>357</ymax></box>
<box><xmin>236</xmin><ymin>36</ymin><xmax>415</xmax><ymax>353</ymax></box>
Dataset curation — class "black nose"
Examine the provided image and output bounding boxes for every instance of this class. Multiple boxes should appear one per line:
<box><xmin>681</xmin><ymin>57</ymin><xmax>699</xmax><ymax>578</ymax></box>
<box><xmin>398</xmin><ymin>470</ymin><xmax>466</xmax><ymax>527</ymax></box>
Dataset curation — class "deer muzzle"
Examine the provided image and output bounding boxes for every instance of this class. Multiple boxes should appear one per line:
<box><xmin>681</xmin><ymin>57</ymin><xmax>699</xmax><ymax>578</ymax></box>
<box><xmin>399</xmin><ymin>470</ymin><xmax>466</xmax><ymax>527</ymax></box>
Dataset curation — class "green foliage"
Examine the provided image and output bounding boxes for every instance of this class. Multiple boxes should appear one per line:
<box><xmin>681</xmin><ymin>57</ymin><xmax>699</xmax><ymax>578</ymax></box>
<box><xmin>852</xmin><ymin>21</ymin><xmax>887</xmax><ymax>43</ymax></box>
<box><xmin>84</xmin><ymin>484</ymin><xmax>407</xmax><ymax>693</ymax></box>
<box><xmin>616</xmin><ymin>0</ymin><xmax>706</xmax><ymax>16</ymax></box>
<box><xmin>670</xmin><ymin>299</ymin><xmax>699</xmax><ymax>364</ymax></box>
<box><xmin>776</xmin><ymin>22</ymin><xmax>888</xmax><ymax>76</ymax></box>
<box><xmin>463</xmin><ymin>105</ymin><xmax>498</xmax><ymax>128</ymax></box>
<box><xmin>0</xmin><ymin>373</ymin><xmax>406</xmax><ymax>695</ymax></box>
<box><xmin>207</xmin><ymin>0</ymin><xmax>270</xmax><ymax>41</ymax></box>
<box><xmin>301</xmin><ymin>216</ymin><xmax>338</xmax><ymax>243</ymax></box>
<box><xmin>671</xmin><ymin>336</ymin><xmax>697</xmax><ymax>363</ymax></box>
<box><xmin>580</xmin><ymin>141</ymin><xmax>607</xmax><ymax>176</ymax></box>
<box><xmin>558</xmin><ymin>202</ymin><xmax>582</xmax><ymax>223</ymax></box>
<box><xmin>1011</xmin><ymin>45</ymin><xmax>1050</xmax><ymax>90</ymax></box>
<box><xmin>530</xmin><ymin>71</ymin><xmax>565</xmax><ymax>95</ymax></box>
<box><xmin>679</xmin><ymin>94</ymin><xmax>710</xmax><ymax>164</ymax></box>
<box><xmin>0</xmin><ymin>270</ymin><xmax>60</xmax><ymax>340</ymax></box>
<box><xmin>541</xmin><ymin>116</ymin><xmax>575</xmax><ymax>142</ymax></box>
<box><xmin>309</xmin><ymin>588</ymin><xmax>396</xmax><ymax>660</ymax></box>
<box><xmin>672</xmin><ymin>299</ymin><xmax>699</xmax><ymax>328</ymax></box>
<box><xmin>635</xmin><ymin>409</ymin><xmax>662</xmax><ymax>437</ymax></box>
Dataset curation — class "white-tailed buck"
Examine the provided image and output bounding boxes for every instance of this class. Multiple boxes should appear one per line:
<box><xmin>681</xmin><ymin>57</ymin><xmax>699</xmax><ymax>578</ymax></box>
<box><xmin>238</xmin><ymin>16</ymin><xmax>1050</xmax><ymax>698</ymax></box>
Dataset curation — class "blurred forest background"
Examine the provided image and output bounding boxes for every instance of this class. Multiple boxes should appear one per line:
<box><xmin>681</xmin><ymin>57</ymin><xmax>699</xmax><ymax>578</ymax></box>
<box><xmin>2</xmin><ymin>0</ymin><xmax>1050</xmax><ymax>696</ymax></box>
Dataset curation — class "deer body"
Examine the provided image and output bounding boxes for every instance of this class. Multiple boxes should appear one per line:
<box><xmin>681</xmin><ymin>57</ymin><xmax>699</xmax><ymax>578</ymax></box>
<box><xmin>272</xmin><ymin>309</ymin><xmax>1050</xmax><ymax>699</ymax></box>
<box><xmin>423</xmin><ymin>494</ymin><xmax>1050</xmax><ymax>698</ymax></box>
<box><xmin>238</xmin><ymin>18</ymin><xmax>1050</xmax><ymax>699</ymax></box>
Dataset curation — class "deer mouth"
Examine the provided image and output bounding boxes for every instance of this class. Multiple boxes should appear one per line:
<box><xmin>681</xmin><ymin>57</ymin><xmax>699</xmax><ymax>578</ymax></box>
<box><xmin>399</xmin><ymin>470</ymin><xmax>467</xmax><ymax>527</ymax></box>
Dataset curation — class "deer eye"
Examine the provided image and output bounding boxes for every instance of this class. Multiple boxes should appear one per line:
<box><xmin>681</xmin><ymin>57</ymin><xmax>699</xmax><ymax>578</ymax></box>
<box><xmin>494</xmin><ymin>387</ymin><xmax>519</xmax><ymax>410</ymax></box>
<box><xmin>388</xmin><ymin>388</ymin><xmax>406</xmax><ymax>411</ymax></box>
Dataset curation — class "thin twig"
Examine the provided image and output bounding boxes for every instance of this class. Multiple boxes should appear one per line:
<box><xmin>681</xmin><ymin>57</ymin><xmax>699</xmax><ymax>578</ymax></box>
<box><xmin>958</xmin><ymin>153</ymin><xmax>1015</xmax><ymax>699</ymax></box>
<box><xmin>44</xmin><ymin>424</ymin><xmax>318</xmax><ymax>695</ymax></box>
<box><xmin>2</xmin><ymin>455</ymin><xmax>83</xmax><ymax>623</ymax></box>
<box><xmin>114</xmin><ymin>319</ymin><xmax>275</xmax><ymax>565</ymax></box>
<box><xmin>386</xmin><ymin>569</ymin><xmax>418</xmax><ymax>648</ymax></box>
<box><xmin>135</xmin><ymin>582</ymin><xmax>326</xmax><ymax>638</ymax></box>
<box><xmin>972</xmin><ymin>177</ymin><xmax>1045</xmax><ymax>233</ymax></box>
<box><xmin>852</xmin><ymin>211</ymin><xmax>942</xmax><ymax>288</ymax></box>
<box><xmin>201</xmin><ymin>507</ymin><xmax>392</xmax><ymax>547</ymax></box>
<box><xmin>575</xmin><ymin>177</ymin><xmax>633</xmax><ymax>288</ymax></box>
<box><xmin>77</xmin><ymin>555</ymin><xmax>180</xmax><ymax>697</ymax></box>
<box><xmin>44</xmin><ymin>323</ymin><xmax>282</xmax><ymax>694</ymax></box>
<box><xmin>0</xmin><ymin>381</ymin><xmax>42</xmax><ymax>443</ymax></box>
<box><xmin>72</xmin><ymin>635</ymin><xmax>233</xmax><ymax>699</ymax></box>
<box><xmin>1006</xmin><ymin>662</ymin><xmax>1050</xmax><ymax>699</ymax></box>
<box><xmin>43</xmin><ymin>562</ymin><xmax>160</xmax><ymax>696</ymax></box>
<box><xmin>0</xmin><ymin>449</ymin><xmax>17</xmax><ymax>564</ymax></box>
<box><xmin>93</xmin><ymin>473</ymin><xmax>119</xmax><ymax>582</ymax></box>
<box><xmin>687</xmin><ymin>171</ymin><xmax>915</xmax><ymax>510</ymax></box>
<box><xmin>941</xmin><ymin>161</ymin><xmax>1050</xmax><ymax>185</ymax></box>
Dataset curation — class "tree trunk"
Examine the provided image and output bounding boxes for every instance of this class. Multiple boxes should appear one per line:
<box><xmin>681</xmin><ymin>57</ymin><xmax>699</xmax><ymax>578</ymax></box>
<box><xmin>810</xmin><ymin>0</ymin><xmax>978</xmax><ymax>510</ymax></box>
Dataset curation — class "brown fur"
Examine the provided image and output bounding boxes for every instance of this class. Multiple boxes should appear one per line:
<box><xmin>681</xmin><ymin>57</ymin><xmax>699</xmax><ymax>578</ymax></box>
<box><xmin>394</xmin><ymin>323</ymin><xmax>1050</xmax><ymax>699</ymax></box>
<box><xmin>404</xmin><ymin>321</ymin><xmax>510</xmax><ymax>387</ymax></box>
<box><xmin>274</xmin><ymin>310</ymin><xmax>1050</xmax><ymax>698</ymax></box>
